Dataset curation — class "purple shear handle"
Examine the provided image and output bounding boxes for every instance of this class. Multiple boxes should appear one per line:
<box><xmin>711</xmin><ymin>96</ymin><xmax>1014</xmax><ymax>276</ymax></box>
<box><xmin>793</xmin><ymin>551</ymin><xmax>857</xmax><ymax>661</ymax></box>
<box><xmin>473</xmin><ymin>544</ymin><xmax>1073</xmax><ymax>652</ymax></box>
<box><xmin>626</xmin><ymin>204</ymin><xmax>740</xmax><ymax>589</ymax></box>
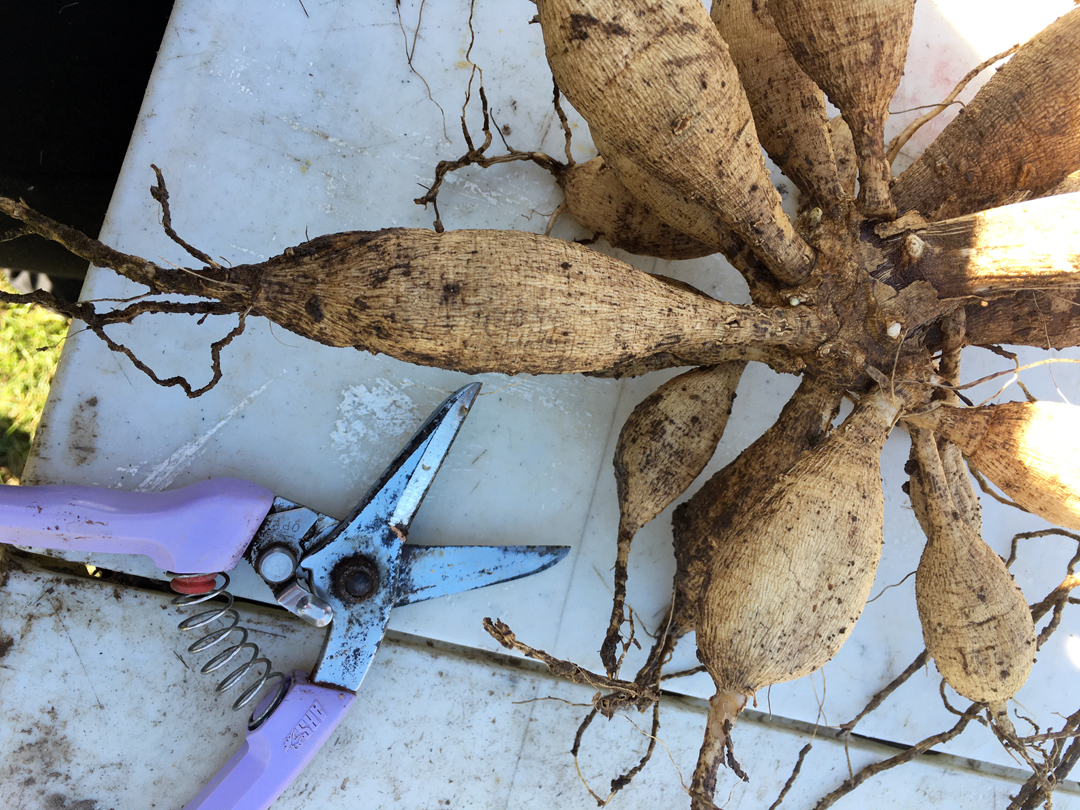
<box><xmin>0</xmin><ymin>478</ymin><xmax>274</xmax><ymax>574</ymax></box>
<box><xmin>184</xmin><ymin>670</ymin><xmax>355</xmax><ymax>810</ymax></box>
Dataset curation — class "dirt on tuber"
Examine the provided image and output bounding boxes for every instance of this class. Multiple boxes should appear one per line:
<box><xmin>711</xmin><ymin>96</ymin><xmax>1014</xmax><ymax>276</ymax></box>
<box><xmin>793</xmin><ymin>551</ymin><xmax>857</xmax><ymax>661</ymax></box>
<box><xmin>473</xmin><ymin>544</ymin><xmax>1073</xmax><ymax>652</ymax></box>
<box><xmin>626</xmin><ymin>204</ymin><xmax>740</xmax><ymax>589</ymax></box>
<box><xmin>537</xmin><ymin>0</ymin><xmax>815</xmax><ymax>286</ymax></box>
<box><xmin>767</xmin><ymin>0</ymin><xmax>914</xmax><ymax>219</ymax></box>
<box><xmin>910</xmin><ymin>428</ymin><xmax>1037</xmax><ymax>732</ymax></box>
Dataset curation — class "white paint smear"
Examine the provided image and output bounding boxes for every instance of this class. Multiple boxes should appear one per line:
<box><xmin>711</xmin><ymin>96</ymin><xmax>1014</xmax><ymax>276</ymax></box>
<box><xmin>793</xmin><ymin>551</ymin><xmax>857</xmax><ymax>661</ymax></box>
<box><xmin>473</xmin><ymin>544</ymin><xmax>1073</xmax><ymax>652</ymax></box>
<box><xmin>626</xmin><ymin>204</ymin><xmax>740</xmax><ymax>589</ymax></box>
<box><xmin>135</xmin><ymin>380</ymin><xmax>273</xmax><ymax>492</ymax></box>
<box><xmin>331</xmin><ymin>379</ymin><xmax>420</xmax><ymax>472</ymax></box>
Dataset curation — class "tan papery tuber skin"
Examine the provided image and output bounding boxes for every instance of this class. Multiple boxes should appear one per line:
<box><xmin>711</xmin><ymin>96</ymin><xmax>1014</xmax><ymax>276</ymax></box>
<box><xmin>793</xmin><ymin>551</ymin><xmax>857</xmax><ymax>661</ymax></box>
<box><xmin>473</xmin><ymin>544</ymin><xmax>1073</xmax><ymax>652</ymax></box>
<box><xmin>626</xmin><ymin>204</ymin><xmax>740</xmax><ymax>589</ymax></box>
<box><xmin>768</xmin><ymin>0</ymin><xmax>914</xmax><ymax>220</ymax></box>
<box><xmin>709</xmin><ymin>0</ymin><xmax>844</xmax><ymax>210</ymax></box>
<box><xmin>558</xmin><ymin>157</ymin><xmax>716</xmax><ymax>260</ymax></box>
<box><xmin>602</xmin><ymin>361</ymin><xmax>746</xmax><ymax>675</ymax></box>
<box><xmin>830</xmin><ymin>115</ymin><xmax>858</xmax><ymax>200</ymax></box>
<box><xmin>905</xmin><ymin>401</ymin><xmax>1080</xmax><ymax>531</ymax></box>
<box><xmin>892</xmin><ymin>8</ymin><xmax>1080</xmax><ymax>222</ymax></box>
<box><xmin>910</xmin><ymin>429</ymin><xmax>1036</xmax><ymax>733</ymax></box>
<box><xmin>670</xmin><ymin>375</ymin><xmax>842</xmax><ymax>635</ymax></box>
<box><xmin>0</xmin><ymin>199</ymin><xmax>825</xmax><ymax>378</ymax></box>
<box><xmin>537</xmin><ymin>0</ymin><xmax>816</xmax><ymax>286</ymax></box>
<box><xmin>689</xmin><ymin>388</ymin><xmax>905</xmax><ymax>806</ymax></box>
<box><xmin>875</xmin><ymin>193</ymin><xmax>1080</xmax><ymax>299</ymax></box>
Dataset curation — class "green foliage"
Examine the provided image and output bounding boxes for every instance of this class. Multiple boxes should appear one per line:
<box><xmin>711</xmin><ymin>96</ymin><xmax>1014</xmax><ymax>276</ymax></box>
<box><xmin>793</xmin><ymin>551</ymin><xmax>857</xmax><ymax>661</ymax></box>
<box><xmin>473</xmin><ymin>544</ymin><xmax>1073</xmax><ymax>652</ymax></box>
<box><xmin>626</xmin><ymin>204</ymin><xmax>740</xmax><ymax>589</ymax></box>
<box><xmin>0</xmin><ymin>279</ymin><xmax>69</xmax><ymax>483</ymax></box>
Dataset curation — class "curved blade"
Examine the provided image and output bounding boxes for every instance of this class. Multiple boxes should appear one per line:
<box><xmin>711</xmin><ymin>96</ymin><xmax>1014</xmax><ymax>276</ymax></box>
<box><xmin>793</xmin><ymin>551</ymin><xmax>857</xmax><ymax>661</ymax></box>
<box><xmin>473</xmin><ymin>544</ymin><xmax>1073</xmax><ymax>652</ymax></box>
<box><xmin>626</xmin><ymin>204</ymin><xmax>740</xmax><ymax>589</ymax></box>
<box><xmin>303</xmin><ymin>383</ymin><xmax>483</xmax><ymax>693</ymax></box>
<box><xmin>394</xmin><ymin>544</ymin><xmax>570</xmax><ymax>606</ymax></box>
<box><xmin>303</xmin><ymin>382</ymin><xmax>482</xmax><ymax>562</ymax></box>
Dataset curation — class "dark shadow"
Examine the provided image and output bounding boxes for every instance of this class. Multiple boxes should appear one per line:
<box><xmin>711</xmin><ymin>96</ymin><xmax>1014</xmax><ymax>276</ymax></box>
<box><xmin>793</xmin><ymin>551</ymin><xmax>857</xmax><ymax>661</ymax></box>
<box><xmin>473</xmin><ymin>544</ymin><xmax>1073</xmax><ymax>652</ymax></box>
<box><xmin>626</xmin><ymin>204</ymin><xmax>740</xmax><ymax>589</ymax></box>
<box><xmin>0</xmin><ymin>414</ymin><xmax>32</xmax><ymax>483</ymax></box>
<box><xmin>0</xmin><ymin>0</ymin><xmax>176</xmax><ymax>301</ymax></box>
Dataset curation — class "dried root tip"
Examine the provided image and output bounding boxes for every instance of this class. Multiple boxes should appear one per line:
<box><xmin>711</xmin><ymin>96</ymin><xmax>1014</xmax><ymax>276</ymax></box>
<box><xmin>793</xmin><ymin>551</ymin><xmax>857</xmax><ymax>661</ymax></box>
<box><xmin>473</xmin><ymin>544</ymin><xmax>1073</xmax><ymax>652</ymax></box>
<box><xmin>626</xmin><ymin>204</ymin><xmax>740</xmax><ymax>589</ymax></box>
<box><xmin>600</xmin><ymin>522</ymin><xmax>636</xmax><ymax>676</ymax></box>
<box><xmin>690</xmin><ymin>691</ymin><xmax>749</xmax><ymax>809</ymax></box>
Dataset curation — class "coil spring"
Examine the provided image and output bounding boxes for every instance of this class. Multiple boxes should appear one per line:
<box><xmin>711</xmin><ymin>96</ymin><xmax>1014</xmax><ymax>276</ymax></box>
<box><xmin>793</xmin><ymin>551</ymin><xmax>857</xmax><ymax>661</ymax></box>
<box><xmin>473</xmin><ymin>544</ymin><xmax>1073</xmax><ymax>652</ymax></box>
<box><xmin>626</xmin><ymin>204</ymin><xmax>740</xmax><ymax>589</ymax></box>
<box><xmin>172</xmin><ymin>572</ymin><xmax>289</xmax><ymax>729</ymax></box>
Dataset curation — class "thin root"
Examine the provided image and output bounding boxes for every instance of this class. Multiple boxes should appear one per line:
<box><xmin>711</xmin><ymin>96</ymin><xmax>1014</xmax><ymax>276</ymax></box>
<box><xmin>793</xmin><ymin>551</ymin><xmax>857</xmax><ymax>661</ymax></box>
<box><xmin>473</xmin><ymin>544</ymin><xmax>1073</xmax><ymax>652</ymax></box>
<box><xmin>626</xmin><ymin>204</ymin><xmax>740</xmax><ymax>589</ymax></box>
<box><xmin>414</xmin><ymin>66</ymin><xmax>564</xmax><ymax>230</ymax></box>
<box><xmin>150</xmin><ymin>164</ymin><xmax>221</xmax><ymax>269</ymax></box>
<box><xmin>0</xmin><ymin>288</ymin><xmax>247</xmax><ymax>398</ymax></box>
<box><xmin>813</xmin><ymin>704</ymin><xmax>981</xmax><ymax>810</ymax></box>
<box><xmin>767</xmin><ymin>743</ymin><xmax>812</xmax><ymax>810</ymax></box>
<box><xmin>482</xmin><ymin>618</ymin><xmax>656</xmax><ymax>713</ymax></box>
<box><xmin>886</xmin><ymin>43</ymin><xmax>1021</xmax><ymax>165</ymax></box>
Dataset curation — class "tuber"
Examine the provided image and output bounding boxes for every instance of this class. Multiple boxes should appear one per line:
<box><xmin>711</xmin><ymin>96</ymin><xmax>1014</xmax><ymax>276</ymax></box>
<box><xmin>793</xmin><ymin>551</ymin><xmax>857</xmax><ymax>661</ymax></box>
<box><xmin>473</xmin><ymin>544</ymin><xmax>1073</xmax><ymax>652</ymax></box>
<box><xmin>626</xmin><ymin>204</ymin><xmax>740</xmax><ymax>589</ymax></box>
<box><xmin>905</xmin><ymin>400</ymin><xmax>1080</xmax><ymax>531</ymax></box>
<box><xmin>689</xmin><ymin>388</ymin><xmax>903</xmax><ymax>804</ymax></box>
<box><xmin>709</xmin><ymin>0</ymin><xmax>843</xmax><ymax>209</ymax></box>
<box><xmin>892</xmin><ymin>8</ymin><xmax>1080</xmax><ymax>221</ymax></box>
<box><xmin>0</xmin><ymin>198</ymin><xmax>825</xmax><ymax>378</ymax></box>
<box><xmin>603</xmin><ymin>361</ymin><xmax>746</xmax><ymax>674</ymax></box>
<box><xmin>767</xmin><ymin>0</ymin><xmax>915</xmax><ymax>219</ymax></box>
<box><xmin>911</xmin><ymin>429</ymin><xmax>1036</xmax><ymax>730</ymax></box>
<box><xmin>537</xmin><ymin>0</ymin><xmax>815</xmax><ymax>285</ymax></box>
<box><xmin>557</xmin><ymin>156</ymin><xmax>716</xmax><ymax>260</ymax></box>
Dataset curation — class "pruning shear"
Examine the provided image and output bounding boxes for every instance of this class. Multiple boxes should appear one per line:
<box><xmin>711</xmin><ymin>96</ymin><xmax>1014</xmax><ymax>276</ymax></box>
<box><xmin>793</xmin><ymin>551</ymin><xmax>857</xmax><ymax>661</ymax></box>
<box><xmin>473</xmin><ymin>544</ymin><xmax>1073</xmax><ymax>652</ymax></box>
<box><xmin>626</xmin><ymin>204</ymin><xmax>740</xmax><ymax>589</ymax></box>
<box><xmin>0</xmin><ymin>383</ymin><xmax>569</xmax><ymax>809</ymax></box>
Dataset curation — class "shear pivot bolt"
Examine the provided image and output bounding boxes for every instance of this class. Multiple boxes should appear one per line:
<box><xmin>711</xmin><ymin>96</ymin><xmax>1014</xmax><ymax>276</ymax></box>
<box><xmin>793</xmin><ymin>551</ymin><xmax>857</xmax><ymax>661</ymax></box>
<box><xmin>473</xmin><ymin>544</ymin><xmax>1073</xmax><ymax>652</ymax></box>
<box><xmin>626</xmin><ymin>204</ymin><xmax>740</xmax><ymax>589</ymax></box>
<box><xmin>334</xmin><ymin>556</ymin><xmax>380</xmax><ymax>603</ymax></box>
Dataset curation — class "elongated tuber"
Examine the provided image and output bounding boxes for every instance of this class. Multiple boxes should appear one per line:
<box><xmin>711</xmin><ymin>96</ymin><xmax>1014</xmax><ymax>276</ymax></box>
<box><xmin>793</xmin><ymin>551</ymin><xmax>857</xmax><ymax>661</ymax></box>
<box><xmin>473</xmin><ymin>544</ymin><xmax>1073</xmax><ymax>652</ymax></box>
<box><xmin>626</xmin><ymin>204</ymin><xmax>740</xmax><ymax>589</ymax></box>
<box><xmin>911</xmin><ymin>429</ymin><xmax>1036</xmax><ymax>728</ymax></box>
<box><xmin>710</xmin><ymin>0</ymin><xmax>843</xmax><ymax>208</ymax></box>
<box><xmin>671</xmin><ymin>375</ymin><xmax>842</xmax><ymax>633</ymax></box>
<box><xmin>892</xmin><ymin>8</ymin><xmax>1080</xmax><ymax>221</ymax></box>
<box><xmin>0</xmin><ymin>197</ymin><xmax>825</xmax><ymax>377</ymax></box>
<box><xmin>768</xmin><ymin>0</ymin><xmax>915</xmax><ymax>219</ymax></box>
<box><xmin>537</xmin><ymin>0</ymin><xmax>815</xmax><ymax>285</ymax></box>
<box><xmin>905</xmin><ymin>400</ymin><xmax>1080</xmax><ymax>531</ymax></box>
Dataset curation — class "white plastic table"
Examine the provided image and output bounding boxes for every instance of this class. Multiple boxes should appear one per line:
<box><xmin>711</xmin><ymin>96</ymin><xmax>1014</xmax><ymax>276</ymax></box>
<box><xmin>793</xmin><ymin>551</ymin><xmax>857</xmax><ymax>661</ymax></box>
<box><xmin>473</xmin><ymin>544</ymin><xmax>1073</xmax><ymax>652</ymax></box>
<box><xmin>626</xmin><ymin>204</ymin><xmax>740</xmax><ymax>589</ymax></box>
<box><xmin>3</xmin><ymin>0</ymin><xmax>1079</xmax><ymax>808</ymax></box>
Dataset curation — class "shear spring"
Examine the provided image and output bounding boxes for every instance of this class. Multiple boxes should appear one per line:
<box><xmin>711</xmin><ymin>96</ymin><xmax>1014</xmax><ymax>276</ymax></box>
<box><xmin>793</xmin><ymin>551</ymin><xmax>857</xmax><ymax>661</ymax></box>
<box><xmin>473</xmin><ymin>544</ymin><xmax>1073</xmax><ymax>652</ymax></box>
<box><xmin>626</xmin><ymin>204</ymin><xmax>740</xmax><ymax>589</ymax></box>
<box><xmin>172</xmin><ymin>572</ymin><xmax>289</xmax><ymax>729</ymax></box>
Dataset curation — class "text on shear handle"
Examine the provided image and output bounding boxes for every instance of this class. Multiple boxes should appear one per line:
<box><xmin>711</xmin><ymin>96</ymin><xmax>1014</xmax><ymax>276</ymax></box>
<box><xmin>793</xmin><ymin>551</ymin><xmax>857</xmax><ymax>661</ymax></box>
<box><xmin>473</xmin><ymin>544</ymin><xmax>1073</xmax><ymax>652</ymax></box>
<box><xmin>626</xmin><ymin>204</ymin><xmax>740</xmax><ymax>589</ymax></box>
<box><xmin>283</xmin><ymin>700</ymin><xmax>327</xmax><ymax>750</ymax></box>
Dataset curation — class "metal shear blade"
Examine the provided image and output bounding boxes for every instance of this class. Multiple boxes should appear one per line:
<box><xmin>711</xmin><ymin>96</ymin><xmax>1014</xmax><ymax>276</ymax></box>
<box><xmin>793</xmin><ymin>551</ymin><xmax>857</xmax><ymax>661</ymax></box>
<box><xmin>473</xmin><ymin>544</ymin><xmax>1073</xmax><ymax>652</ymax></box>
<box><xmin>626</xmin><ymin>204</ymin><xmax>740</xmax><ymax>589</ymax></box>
<box><xmin>185</xmin><ymin>382</ymin><xmax>569</xmax><ymax>808</ymax></box>
<box><xmin>252</xmin><ymin>383</ymin><xmax>567</xmax><ymax>694</ymax></box>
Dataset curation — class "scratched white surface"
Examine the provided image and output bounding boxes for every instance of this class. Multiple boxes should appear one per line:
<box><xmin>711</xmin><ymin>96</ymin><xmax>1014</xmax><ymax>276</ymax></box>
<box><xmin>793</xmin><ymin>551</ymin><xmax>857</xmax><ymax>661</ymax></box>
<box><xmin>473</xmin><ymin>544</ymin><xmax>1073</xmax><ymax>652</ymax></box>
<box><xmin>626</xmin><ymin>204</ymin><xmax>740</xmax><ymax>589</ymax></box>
<box><xmin>3</xmin><ymin>554</ymin><xmax>1078</xmax><ymax>810</ymax></box>
<box><xmin>6</xmin><ymin>0</ymin><xmax>1080</xmax><ymax>805</ymax></box>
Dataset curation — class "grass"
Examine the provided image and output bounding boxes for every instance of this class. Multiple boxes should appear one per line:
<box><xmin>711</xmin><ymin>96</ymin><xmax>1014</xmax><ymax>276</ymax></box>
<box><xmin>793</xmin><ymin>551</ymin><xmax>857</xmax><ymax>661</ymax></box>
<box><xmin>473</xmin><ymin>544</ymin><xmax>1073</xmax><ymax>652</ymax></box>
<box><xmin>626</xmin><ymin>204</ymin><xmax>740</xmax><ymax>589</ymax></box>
<box><xmin>1</xmin><ymin>278</ymin><xmax>70</xmax><ymax>484</ymax></box>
